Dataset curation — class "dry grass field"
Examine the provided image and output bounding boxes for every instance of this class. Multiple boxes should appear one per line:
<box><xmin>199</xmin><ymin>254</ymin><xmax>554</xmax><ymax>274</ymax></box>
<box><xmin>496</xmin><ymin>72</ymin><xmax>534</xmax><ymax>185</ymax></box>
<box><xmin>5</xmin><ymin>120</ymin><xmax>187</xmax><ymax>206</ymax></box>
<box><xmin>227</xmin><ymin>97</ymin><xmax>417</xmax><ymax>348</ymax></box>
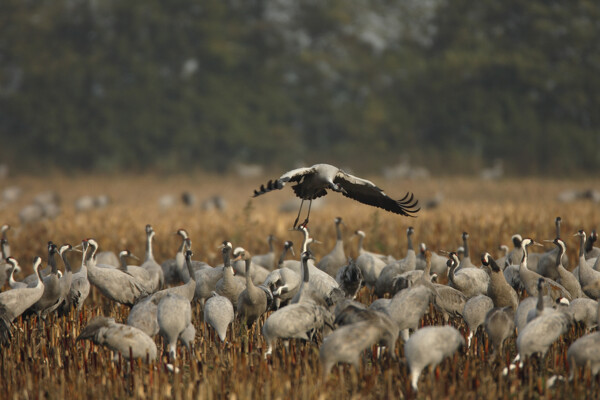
<box><xmin>1</xmin><ymin>173</ymin><xmax>600</xmax><ymax>399</ymax></box>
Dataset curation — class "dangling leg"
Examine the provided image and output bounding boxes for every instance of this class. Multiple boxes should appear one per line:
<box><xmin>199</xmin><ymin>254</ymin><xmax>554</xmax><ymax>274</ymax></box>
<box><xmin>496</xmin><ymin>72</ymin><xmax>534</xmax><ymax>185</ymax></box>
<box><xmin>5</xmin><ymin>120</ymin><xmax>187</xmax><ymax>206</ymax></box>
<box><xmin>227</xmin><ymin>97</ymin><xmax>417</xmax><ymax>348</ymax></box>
<box><xmin>293</xmin><ymin>200</ymin><xmax>305</xmax><ymax>228</ymax></box>
<box><xmin>300</xmin><ymin>200</ymin><xmax>313</xmax><ymax>228</ymax></box>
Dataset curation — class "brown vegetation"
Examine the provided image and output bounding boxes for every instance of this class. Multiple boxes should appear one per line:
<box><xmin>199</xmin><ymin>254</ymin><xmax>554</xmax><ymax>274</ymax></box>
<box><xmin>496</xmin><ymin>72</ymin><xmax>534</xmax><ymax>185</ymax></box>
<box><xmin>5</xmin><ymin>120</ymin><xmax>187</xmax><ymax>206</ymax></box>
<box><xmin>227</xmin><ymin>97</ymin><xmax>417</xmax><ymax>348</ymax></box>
<box><xmin>1</xmin><ymin>174</ymin><xmax>600</xmax><ymax>399</ymax></box>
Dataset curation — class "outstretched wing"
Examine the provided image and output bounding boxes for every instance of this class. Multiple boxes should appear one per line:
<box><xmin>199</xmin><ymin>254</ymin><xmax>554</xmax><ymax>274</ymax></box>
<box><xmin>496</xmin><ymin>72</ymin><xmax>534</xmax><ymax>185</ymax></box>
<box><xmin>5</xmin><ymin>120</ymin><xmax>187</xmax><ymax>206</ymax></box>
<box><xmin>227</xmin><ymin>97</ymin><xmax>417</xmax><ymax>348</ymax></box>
<box><xmin>252</xmin><ymin>167</ymin><xmax>316</xmax><ymax>197</ymax></box>
<box><xmin>334</xmin><ymin>171</ymin><xmax>420</xmax><ymax>217</ymax></box>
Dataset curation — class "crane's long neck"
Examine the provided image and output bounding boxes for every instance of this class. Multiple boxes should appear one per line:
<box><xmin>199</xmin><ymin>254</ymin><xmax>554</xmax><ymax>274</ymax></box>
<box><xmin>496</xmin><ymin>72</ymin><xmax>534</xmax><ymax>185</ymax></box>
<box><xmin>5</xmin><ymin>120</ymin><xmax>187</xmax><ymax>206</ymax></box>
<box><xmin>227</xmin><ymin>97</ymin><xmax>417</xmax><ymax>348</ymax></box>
<box><xmin>268</xmin><ymin>236</ymin><xmax>275</xmax><ymax>253</ymax></box>
<box><xmin>356</xmin><ymin>234</ymin><xmax>364</xmax><ymax>253</ymax></box>
<box><xmin>62</xmin><ymin>253</ymin><xmax>73</xmax><ymax>273</ymax></box>
<box><xmin>555</xmin><ymin>218</ymin><xmax>561</xmax><ymax>239</ymax></box>
<box><xmin>1</xmin><ymin>239</ymin><xmax>10</xmax><ymax>258</ymax></box>
<box><xmin>86</xmin><ymin>244</ymin><xmax>97</xmax><ymax>269</ymax></box>
<box><xmin>586</xmin><ymin>231</ymin><xmax>596</xmax><ymax>253</ymax></box>
<box><xmin>555</xmin><ymin>244</ymin><xmax>565</xmax><ymax>269</ymax></box>
<box><xmin>245</xmin><ymin>258</ymin><xmax>253</xmax><ymax>287</ymax></box>
<box><xmin>295</xmin><ymin>256</ymin><xmax>310</xmax><ymax>303</ymax></box>
<box><xmin>335</xmin><ymin>222</ymin><xmax>342</xmax><ymax>241</ymax></box>
<box><xmin>536</xmin><ymin>282</ymin><xmax>544</xmax><ymax>315</ymax></box>
<box><xmin>278</xmin><ymin>247</ymin><xmax>289</xmax><ymax>267</ymax></box>
<box><xmin>146</xmin><ymin>232</ymin><xmax>155</xmax><ymax>261</ymax></box>
<box><xmin>9</xmin><ymin>263</ymin><xmax>19</xmax><ymax>287</ymax></box>
<box><xmin>119</xmin><ymin>254</ymin><xmax>128</xmax><ymax>271</ymax></box>
<box><xmin>49</xmin><ymin>250</ymin><xmax>58</xmax><ymax>274</ymax></box>
<box><xmin>301</xmin><ymin>229</ymin><xmax>310</xmax><ymax>253</ymax></box>
<box><xmin>184</xmin><ymin>254</ymin><xmax>195</xmax><ymax>284</ymax></box>
<box><xmin>463</xmin><ymin>235</ymin><xmax>469</xmax><ymax>259</ymax></box>
<box><xmin>579</xmin><ymin>233</ymin><xmax>588</xmax><ymax>270</ymax></box>
<box><xmin>34</xmin><ymin>260</ymin><xmax>43</xmax><ymax>289</ymax></box>
<box><xmin>407</xmin><ymin>231</ymin><xmax>414</xmax><ymax>251</ymax></box>
<box><xmin>520</xmin><ymin>243</ymin><xmax>529</xmax><ymax>271</ymax></box>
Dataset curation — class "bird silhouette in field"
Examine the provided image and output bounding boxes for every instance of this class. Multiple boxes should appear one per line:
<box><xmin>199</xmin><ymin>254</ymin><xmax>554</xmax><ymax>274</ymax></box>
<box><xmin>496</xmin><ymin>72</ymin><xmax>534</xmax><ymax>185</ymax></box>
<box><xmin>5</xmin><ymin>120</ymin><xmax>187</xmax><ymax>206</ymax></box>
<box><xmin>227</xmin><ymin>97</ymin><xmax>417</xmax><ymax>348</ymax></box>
<box><xmin>252</xmin><ymin>163</ymin><xmax>420</xmax><ymax>228</ymax></box>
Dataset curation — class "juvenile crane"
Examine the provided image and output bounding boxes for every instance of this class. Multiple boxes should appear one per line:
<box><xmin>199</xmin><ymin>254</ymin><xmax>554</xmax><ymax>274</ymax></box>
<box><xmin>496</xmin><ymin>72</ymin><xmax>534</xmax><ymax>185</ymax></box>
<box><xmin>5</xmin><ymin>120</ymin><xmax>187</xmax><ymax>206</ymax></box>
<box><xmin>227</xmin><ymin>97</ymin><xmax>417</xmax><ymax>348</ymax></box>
<box><xmin>252</xmin><ymin>163</ymin><xmax>419</xmax><ymax>227</ymax></box>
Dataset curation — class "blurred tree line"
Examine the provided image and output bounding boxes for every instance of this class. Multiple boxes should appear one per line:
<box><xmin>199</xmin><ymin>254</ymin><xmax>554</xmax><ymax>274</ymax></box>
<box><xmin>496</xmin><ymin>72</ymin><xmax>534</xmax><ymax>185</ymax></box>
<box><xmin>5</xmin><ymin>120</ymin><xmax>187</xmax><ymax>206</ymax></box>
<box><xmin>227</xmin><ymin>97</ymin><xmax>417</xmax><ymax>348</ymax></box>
<box><xmin>0</xmin><ymin>0</ymin><xmax>598</xmax><ymax>175</ymax></box>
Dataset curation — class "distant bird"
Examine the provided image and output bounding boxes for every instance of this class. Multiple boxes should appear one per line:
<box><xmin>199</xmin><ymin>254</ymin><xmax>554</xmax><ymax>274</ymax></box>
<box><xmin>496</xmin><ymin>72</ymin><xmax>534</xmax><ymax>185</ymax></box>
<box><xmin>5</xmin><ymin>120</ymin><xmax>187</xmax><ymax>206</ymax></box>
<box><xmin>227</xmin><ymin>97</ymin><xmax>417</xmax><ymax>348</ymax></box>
<box><xmin>404</xmin><ymin>326</ymin><xmax>464</xmax><ymax>391</ymax></box>
<box><xmin>77</xmin><ymin>316</ymin><xmax>157</xmax><ymax>362</ymax></box>
<box><xmin>352</xmin><ymin>230</ymin><xmax>391</xmax><ymax>263</ymax></box>
<box><xmin>0</xmin><ymin>257</ymin><xmax>45</xmax><ymax>345</ymax></box>
<box><xmin>317</xmin><ymin>217</ymin><xmax>347</xmax><ymax>277</ymax></box>
<box><xmin>251</xmin><ymin>235</ymin><xmax>277</xmax><ymax>271</ymax></box>
<box><xmin>252</xmin><ymin>163</ymin><xmax>419</xmax><ymax>227</ymax></box>
<box><xmin>140</xmin><ymin>225</ymin><xmax>164</xmax><ymax>292</ymax></box>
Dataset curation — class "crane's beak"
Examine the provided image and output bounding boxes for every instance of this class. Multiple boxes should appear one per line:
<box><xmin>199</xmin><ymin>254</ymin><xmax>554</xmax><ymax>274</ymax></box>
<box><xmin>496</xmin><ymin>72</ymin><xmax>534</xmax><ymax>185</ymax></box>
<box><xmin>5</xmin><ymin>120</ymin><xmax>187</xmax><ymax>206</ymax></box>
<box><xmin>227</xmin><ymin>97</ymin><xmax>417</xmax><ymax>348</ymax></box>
<box><xmin>129</xmin><ymin>253</ymin><xmax>140</xmax><ymax>261</ymax></box>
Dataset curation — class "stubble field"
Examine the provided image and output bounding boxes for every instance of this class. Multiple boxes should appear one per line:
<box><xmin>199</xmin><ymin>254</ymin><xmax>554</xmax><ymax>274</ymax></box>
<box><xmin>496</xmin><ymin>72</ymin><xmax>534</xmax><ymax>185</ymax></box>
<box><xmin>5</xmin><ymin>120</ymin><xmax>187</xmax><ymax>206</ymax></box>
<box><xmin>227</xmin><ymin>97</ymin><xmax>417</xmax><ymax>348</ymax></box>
<box><xmin>1</xmin><ymin>173</ymin><xmax>599</xmax><ymax>399</ymax></box>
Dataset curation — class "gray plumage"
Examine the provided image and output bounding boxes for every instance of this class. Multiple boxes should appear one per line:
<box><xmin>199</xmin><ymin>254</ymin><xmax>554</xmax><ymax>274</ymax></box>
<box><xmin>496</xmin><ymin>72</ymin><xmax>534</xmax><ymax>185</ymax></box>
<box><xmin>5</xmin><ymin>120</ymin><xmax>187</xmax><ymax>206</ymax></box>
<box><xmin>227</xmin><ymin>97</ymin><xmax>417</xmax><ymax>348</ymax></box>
<box><xmin>317</xmin><ymin>217</ymin><xmax>347</xmax><ymax>277</ymax></box>
<box><xmin>569</xmin><ymin>298</ymin><xmax>598</xmax><ymax>330</ymax></box>
<box><xmin>448</xmin><ymin>251</ymin><xmax>489</xmax><ymax>299</ymax></box>
<box><xmin>383</xmin><ymin>284</ymin><xmax>433</xmax><ymax>335</ymax></box>
<box><xmin>517</xmin><ymin>238</ymin><xmax>571</xmax><ymax>301</ymax></box>
<box><xmin>264</xmin><ymin>267</ymin><xmax>301</xmax><ymax>308</ymax></box>
<box><xmin>335</xmin><ymin>258</ymin><xmax>364</xmax><ymax>299</ymax></box>
<box><xmin>28</xmin><ymin>244</ymin><xmax>64</xmax><ymax>318</ymax></box>
<box><xmin>140</xmin><ymin>225</ymin><xmax>164</xmax><ymax>292</ymax></box>
<box><xmin>237</xmin><ymin>251</ymin><xmax>270</xmax><ymax>326</ymax></box>
<box><xmin>262</xmin><ymin>252</ymin><xmax>334</xmax><ymax>356</ymax></box>
<box><xmin>204</xmin><ymin>292</ymin><xmax>234</xmax><ymax>342</ymax></box>
<box><xmin>320</xmin><ymin>310</ymin><xmax>398</xmax><ymax>377</ymax></box>
<box><xmin>567</xmin><ymin>301</ymin><xmax>600</xmax><ymax>380</ymax></box>
<box><xmin>119</xmin><ymin>250</ymin><xmax>154</xmax><ymax>294</ymax></box>
<box><xmin>353</xmin><ymin>230</ymin><xmax>392</xmax><ymax>263</ymax></box>
<box><xmin>194</xmin><ymin>265</ymin><xmax>224</xmax><ymax>305</ymax></box>
<box><xmin>68</xmin><ymin>241</ymin><xmax>91</xmax><ymax>310</ymax></box>
<box><xmin>514</xmin><ymin>295</ymin><xmax>553</xmax><ymax>333</ymax></box>
<box><xmin>416</xmin><ymin>243</ymin><xmax>448</xmax><ymax>275</ymax></box>
<box><xmin>514</xmin><ymin>303</ymin><xmax>572</xmax><ymax>360</ymax></box>
<box><xmin>0</xmin><ymin>257</ymin><xmax>44</xmax><ymax>345</ymax></box>
<box><xmin>404</xmin><ymin>326</ymin><xmax>464</xmax><ymax>391</ymax></box>
<box><xmin>463</xmin><ymin>294</ymin><xmax>494</xmax><ymax>347</ymax></box>
<box><xmin>356</xmin><ymin>251</ymin><xmax>387</xmax><ymax>290</ymax></box>
<box><xmin>252</xmin><ymin>163</ymin><xmax>419</xmax><ymax>227</ymax></box>
<box><xmin>375</xmin><ymin>227</ymin><xmax>417</xmax><ymax>297</ymax></box>
<box><xmin>535</xmin><ymin>217</ymin><xmax>569</xmax><ymax>281</ymax></box>
<box><xmin>215</xmin><ymin>242</ymin><xmax>246</xmax><ymax>310</ymax></box>
<box><xmin>157</xmin><ymin>293</ymin><xmax>192</xmax><ymax>360</ymax></box>
<box><xmin>251</xmin><ymin>234</ymin><xmax>277</xmax><ymax>270</ymax></box>
<box><xmin>232</xmin><ymin>247</ymin><xmax>270</xmax><ymax>285</ymax></box>
<box><xmin>575</xmin><ymin>230</ymin><xmax>600</xmax><ymax>299</ymax></box>
<box><xmin>128</xmin><ymin>250</ymin><xmax>198</xmax><ymax>337</ymax></box>
<box><xmin>77</xmin><ymin>316</ymin><xmax>157</xmax><ymax>362</ymax></box>
<box><xmin>481</xmin><ymin>253</ymin><xmax>519</xmax><ymax>310</ymax></box>
<box><xmin>85</xmin><ymin>239</ymin><xmax>149</xmax><ymax>307</ymax></box>
<box><xmin>547</xmin><ymin>238</ymin><xmax>584</xmax><ymax>299</ymax></box>
<box><xmin>484</xmin><ymin>307</ymin><xmax>515</xmax><ymax>359</ymax></box>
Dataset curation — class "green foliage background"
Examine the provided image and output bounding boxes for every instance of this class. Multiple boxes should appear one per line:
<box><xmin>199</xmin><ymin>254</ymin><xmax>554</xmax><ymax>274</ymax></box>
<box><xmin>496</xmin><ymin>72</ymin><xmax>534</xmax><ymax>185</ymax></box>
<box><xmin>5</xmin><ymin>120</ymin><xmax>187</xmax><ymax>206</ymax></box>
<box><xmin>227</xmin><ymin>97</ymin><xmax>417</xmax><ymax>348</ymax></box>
<box><xmin>1</xmin><ymin>0</ymin><xmax>598</xmax><ymax>175</ymax></box>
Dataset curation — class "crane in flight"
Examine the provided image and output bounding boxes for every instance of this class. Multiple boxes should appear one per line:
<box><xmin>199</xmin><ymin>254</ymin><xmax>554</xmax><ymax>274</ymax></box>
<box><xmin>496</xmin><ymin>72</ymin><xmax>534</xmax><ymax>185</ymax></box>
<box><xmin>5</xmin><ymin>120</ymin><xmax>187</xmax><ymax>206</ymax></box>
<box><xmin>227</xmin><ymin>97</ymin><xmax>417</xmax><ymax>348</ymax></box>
<box><xmin>253</xmin><ymin>163</ymin><xmax>419</xmax><ymax>228</ymax></box>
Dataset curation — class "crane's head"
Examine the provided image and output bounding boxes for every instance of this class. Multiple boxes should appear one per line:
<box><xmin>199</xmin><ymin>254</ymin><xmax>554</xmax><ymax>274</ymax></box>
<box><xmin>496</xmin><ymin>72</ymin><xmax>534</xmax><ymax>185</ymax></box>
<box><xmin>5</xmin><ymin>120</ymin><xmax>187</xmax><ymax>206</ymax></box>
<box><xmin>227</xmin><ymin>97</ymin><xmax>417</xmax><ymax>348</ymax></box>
<box><xmin>176</xmin><ymin>229</ymin><xmax>189</xmax><ymax>239</ymax></box>
<box><xmin>407</xmin><ymin>226</ymin><xmax>415</xmax><ymax>236</ymax></box>
<box><xmin>462</xmin><ymin>232</ymin><xmax>469</xmax><ymax>240</ymax></box>
<box><xmin>419</xmin><ymin>243</ymin><xmax>427</xmax><ymax>254</ymax></box>
<box><xmin>145</xmin><ymin>224</ymin><xmax>154</xmax><ymax>235</ymax></box>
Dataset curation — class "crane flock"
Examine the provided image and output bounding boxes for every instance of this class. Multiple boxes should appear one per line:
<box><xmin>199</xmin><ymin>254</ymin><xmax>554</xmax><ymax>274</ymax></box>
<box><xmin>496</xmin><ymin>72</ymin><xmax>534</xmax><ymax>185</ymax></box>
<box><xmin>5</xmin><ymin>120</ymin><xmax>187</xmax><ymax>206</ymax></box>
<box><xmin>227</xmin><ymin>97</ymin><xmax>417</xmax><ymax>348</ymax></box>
<box><xmin>2</xmin><ymin>170</ymin><xmax>600</xmax><ymax>396</ymax></box>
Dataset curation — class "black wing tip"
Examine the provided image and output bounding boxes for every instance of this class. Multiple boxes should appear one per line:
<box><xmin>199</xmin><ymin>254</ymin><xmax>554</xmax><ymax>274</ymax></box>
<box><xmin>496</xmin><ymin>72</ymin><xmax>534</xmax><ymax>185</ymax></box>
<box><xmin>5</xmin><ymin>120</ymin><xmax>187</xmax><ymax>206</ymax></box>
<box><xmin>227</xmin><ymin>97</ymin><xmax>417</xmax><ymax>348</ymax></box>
<box><xmin>395</xmin><ymin>192</ymin><xmax>420</xmax><ymax>217</ymax></box>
